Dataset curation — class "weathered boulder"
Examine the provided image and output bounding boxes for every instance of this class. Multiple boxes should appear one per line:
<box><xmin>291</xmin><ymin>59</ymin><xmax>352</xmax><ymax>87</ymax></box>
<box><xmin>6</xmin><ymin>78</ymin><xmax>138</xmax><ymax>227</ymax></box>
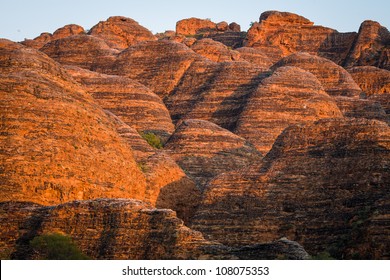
<box><xmin>344</xmin><ymin>20</ymin><xmax>390</xmax><ymax>70</ymax></box>
<box><xmin>236</xmin><ymin>47</ymin><xmax>273</xmax><ymax>70</ymax></box>
<box><xmin>64</xmin><ymin>66</ymin><xmax>174</xmax><ymax>139</ymax></box>
<box><xmin>190</xmin><ymin>38</ymin><xmax>241</xmax><ymax>62</ymax></box>
<box><xmin>235</xmin><ymin>66</ymin><xmax>343</xmax><ymax>154</ymax></box>
<box><xmin>165</xmin><ymin>60</ymin><xmax>267</xmax><ymax>130</ymax></box>
<box><xmin>0</xmin><ymin>200</ymin><xmax>310</xmax><ymax>260</ymax></box>
<box><xmin>0</xmin><ymin>39</ymin><xmax>146</xmax><ymax>205</ymax></box>
<box><xmin>89</xmin><ymin>16</ymin><xmax>157</xmax><ymax>50</ymax></box>
<box><xmin>192</xmin><ymin>119</ymin><xmax>390</xmax><ymax>259</ymax></box>
<box><xmin>112</xmin><ymin>40</ymin><xmax>200</xmax><ymax>98</ymax></box>
<box><xmin>272</xmin><ymin>52</ymin><xmax>362</xmax><ymax>97</ymax></box>
<box><xmin>40</xmin><ymin>34</ymin><xmax>119</xmax><ymax>70</ymax></box>
<box><xmin>348</xmin><ymin>66</ymin><xmax>390</xmax><ymax>95</ymax></box>
<box><xmin>165</xmin><ymin>119</ymin><xmax>263</xmax><ymax>190</ymax></box>
<box><xmin>176</xmin><ymin>18</ymin><xmax>217</xmax><ymax>36</ymax></box>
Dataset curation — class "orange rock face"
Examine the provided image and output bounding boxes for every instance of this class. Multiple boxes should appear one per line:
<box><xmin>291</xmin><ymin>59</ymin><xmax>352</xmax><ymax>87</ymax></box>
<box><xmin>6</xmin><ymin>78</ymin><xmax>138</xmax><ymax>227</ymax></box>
<box><xmin>64</xmin><ymin>66</ymin><xmax>174</xmax><ymax>138</ymax></box>
<box><xmin>112</xmin><ymin>40</ymin><xmax>200</xmax><ymax>98</ymax></box>
<box><xmin>245</xmin><ymin>11</ymin><xmax>335</xmax><ymax>62</ymax></box>
<box><xmin>348</xmin><ymin>66</ymin><xmax>390</xmax><ymax>96</ymax></box>
<box><xmin>2</xmin><ymin>11</ymin><xmax>390</xmax><ymax>260</ymax></box>
<box><xmin>192</xmin><ymin>119</ymin><xmax>390</xmax><ymax>259</ymax></box>
<box><xmin>344</xmin><ymin>21</ymin><xmax>390</xmax><ymax>70</ymax></box>
<box><xmin>0</xmin><ymin>40</ymin><xmax>146</xmax><ymax>205</ymax></box>
<box><xmin>40</xmin><ymin>34</ymin><xmax>119</xmax><ymax>70</ymax></box>
<box><xmin>176</xmin><ymin>18</ymin><xmax>217</xmax><ymax>36</ymax></box>
<box><xmin>272</xmin><ymin>52</ymin><xmax>362</xmax><ymax>97</ymax></box>
<box><xmin>89</xmin><ymin>16</ymin><xmax>157</xmax><ymax>50</ymax></box>
<box><xmin>235</xmin><ymin>66</ymin><xmax>343</xmax><ymax>154</ymax></box>
<box><xmin>165</xmin><ymin>119</ymin><xmax>263</xmax><ymax>190</ymax></box>
<box><xmin>191</xmin><ymin>38</ymin><xmax>241</xmax><ymax>62</ymax></box>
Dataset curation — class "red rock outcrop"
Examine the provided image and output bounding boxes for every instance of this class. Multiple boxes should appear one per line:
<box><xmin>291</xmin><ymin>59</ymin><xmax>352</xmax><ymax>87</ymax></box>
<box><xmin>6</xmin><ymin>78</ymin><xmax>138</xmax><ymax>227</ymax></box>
<box><xmin>176</xmin><ymin>18</ymin><xmax>217</xmax><ymax>36</ymax></box>
<box><xmin>235</xmin><ymin>66</ymin><xmax>343</xmax><ymax>154</ymax></box>
<box><xmin>348</xmin><ymin>66</ymin><xmax>390</xmax><ymax>95</ymax></box>
<box><xmin>245</xmin><ymin>11</ymin><xmax>357</xmax><ymax>65</ymax></box>
<box><xmin>272</xmin><ymin>52</ymin><xmax>362</xmax><ymax>97</ymax></box>
<box><xmin>165</xmin><ymin>119</ymin><xmax>263</xmax><ymax>190</ymax></box>
<box><xmin>245</xmin><ymin>11</ymin><xmax>334</xmax><ymax>62</ymax></box>
<box><xmin>236</xmin><ymin>47</ymin><xmax>273</xmax><ymax>70</ymax></box>
<box><xmin>190</xmin><ymin>38</ymin><xmax>241</xmax><ymax>62</ymax></box>
<box><xmin>192</xmin><ymin>119</ymin><xmax>390</xmax><ymax>259</ymax></box>
<box><xmin>112</xmin><ymin>40</ymin><xmax>200</xmax><ymax>98</ymax></box>
<box><xmin>165</xmin><ymin>60</ymin><xmax>267</xmax><ymax>130</ymax></box>
<box><xmin>21</xmin><ymin>33</ymin><xmax>53</xmax><ymax>49</ymax></box>
<box><xmin>344</xmin><ymin>20</ymin><xmax>390</xmax><ymax>70</ymax></box>
<box><xmin>335</xmin><ymin>97</ymin><xmax>389</xmax><ymax>124</ymax></box>
<box><xmin>0</xmin><ymin>200</ymin><xmax>309</xmax><ymax>260</ymax></box>
<box><xmin>40</xmin><ymin>34</ymin><xmax>119</xmax><ymax>70</ymax></box>
<box><xmin>64</xmin><ymin>66</ymin><xmax>174</xmax><ymax>139</ymax></box>
<box><xmin>88</xmin><ymin>16</ymin><xmax>156</xmax><ymax>50</ymax></box>
<box><xmin>51</xmin><ymin>24</ymin><xmax>85</xmax><ymax>40</ymax></box>
<box><xmin>21</xmin><ymin>24</ymin><xmax>85</xmax><ymax>50</ymax></box>
<box><xmin>0</xmin><ymin>39</ymin><xmax>146</xmax><ymax>205</ymax></box>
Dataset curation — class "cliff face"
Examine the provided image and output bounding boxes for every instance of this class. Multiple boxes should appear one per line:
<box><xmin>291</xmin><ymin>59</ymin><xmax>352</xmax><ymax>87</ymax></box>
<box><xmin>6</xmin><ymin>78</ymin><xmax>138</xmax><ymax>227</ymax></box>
<box><xmin>235</xmin><ymin>66</ymin><xmax>343</xmax><ymax>154</ymax></box>
<box><xmin>0</xmin><ymin>199</ymin><xmax>309</xmax><ymax>260</ymax></box>
<box><xmin>1</xmin><ymin>10</ymin><xmax>390</xmax><ymax>260</ymax></box>
<box><xmin>192</xmin><ymin>119</ymin><xmax>390</xmax><ymax>259</ymax></box>
<box><xmin>89</xmin><ymin>16</ymin><xmax>157</xmax><ymax>50</ymax></box>
<box><xmin>0</xmin><ymin>39</ymin><xmax>146</xmax><ymax>205</ymax></box>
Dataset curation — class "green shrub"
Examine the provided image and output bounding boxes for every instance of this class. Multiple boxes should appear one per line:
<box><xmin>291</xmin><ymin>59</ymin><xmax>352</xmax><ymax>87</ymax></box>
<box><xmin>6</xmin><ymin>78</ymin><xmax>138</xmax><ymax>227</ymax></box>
<box><xmin>30</xmin><ymin>233</ymin><xmax>89</xmax><ymax>260</ymax></box>
<box><xmin>141</xmin><ymin>132</ymin><xmax>163</xmax><ymax>149</ymax></box>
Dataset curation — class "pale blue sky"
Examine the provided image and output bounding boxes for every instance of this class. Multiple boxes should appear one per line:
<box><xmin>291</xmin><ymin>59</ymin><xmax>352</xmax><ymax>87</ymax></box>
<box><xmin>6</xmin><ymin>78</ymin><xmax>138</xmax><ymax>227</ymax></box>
<box><xmin>1</xmin><ymin>0</ymin><xmax>389</xmax><ymax>42</ymax></box>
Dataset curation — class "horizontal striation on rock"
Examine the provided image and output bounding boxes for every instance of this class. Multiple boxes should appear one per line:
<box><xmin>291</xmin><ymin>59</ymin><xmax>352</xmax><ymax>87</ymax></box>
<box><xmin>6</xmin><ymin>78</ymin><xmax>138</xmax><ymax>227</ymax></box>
<box><xmin>88</xmin><ymin>16</ymin><xmax>157</xmax><ymax>50</ymax></box>
<box><xmin>0</xmin><ymin>200</ymin><xmax>311</xmax><ymax>260</ymax></box>
<box><xmin>165</xmin><ymin>119</ymin><xmax>263</xmax><ymax>191</ymax></box>
<box><xmin>112</xmin><ymin>40</ymin><xmax>200</xmax><ymax>98</ymax></box>
<box><xmin>190</xmin><ymin>38</ymin><xmax>241</xmax><ymax>62</ymax></box>
<box><xmin>21</xmin><ymin>24</ymin><xmax>86</xmax><ymax>50</ymax></box>
<box><xmin>235</xmin><ymin>47</ymin><xmax>273</xmax><ymax>70</ymax></box>
<box><xmin>235</xmin><ymin>66</ymin><xmax>343</xmax><ymax>154</ymax></box>
<box><xmin>0</xmin><ymin>39</ymin><xmax>147</xmax><ymax>205</ymax></box>
<box><xmin>40</xmin><ymin>34</ymin><xmax>119</xmax><ymax>70</ymax></box>
<box><xmin>192</xmin><ymin>119</ymin><xmax>390</xmax><ymax>259</ymax></box>
<box><xmin>344</xmin><ymin>20</ymin><xmax>390</xmax><ymax>70</ymax></box>
<box><xmin>335</xmin><ymin>96</ymin><xmax>389</xmax><ymax>124</ymax></box>
<box><xmin>272</xmin><ymin>52</ymin><xmax>362</xmax><ymax>97</ymax></box>
<box><xmin>348</xmin><ymin>66</ymin><xmax>390</xmax><ymax>96</ymax></box>
<box><xmin>165</xmin><ymin>60</ymin><xmax>268</xmax><ymax>130</ymax></box>
<box><xmin>64</xmin><ymin>66</ymin><xmax>174</xmax><ymax>138</ymax></box>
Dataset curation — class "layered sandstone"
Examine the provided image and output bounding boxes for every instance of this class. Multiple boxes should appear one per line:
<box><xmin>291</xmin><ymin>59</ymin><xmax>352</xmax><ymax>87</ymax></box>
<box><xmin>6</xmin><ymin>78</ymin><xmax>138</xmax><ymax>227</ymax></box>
<box><xmin>235</xmin><ymin>47</ymin><xmax>273</xmax><ymax>70</ymax></box>
<box><xmin>112</xmin><ymin>40</ymin><xmax>200</xmax><ymax>98</ymax></box>
<box><xmin>272</xmin><ymin>52</ymin><xmax>362</xmax><ymax>97</ymax></box>
<box><xmin>165</xmin><ymin>60</ymin><xmax>267</xmax><ymax>130</ymax></box>
<box><xmin>40</xmin><ymin>34</ymin><xmax>119</xmax><ymax>70</ymax></box>
<box><xmin>64</xmin><ymin>66</ymin><xmax>174</xmax><ymax>139</ymax></box>
<box><xmin>0</xmin><ymin>39</ymin><xmax>146</xmax><ymax>205</ymax></box>
<box><xmin>348</xmin><ymin>66</ymin><xmax>390</xmax><ymax>95</ymax></box>
<box><xmin>176</xmin><ymin>18</ymin><xmax>218</xmax><ymax>36</ymax></box>
<box><xmin>190</xmin><ymin>39</ymin><xmax>241</xmax><ymax>62</ymax></box>
<box><xmin>21</xmin><ymin>24</ymin><xmax>85</xmax><ymax>49</ymax></box>
<box><xmin>344</xmin><ymin>20</ymin><xmax>390</xmax><ymax>70</ymax></box>
<box><xmin>235</xmin><ymin>66</ymin><xmax>343</xmax><ymax>154</ymax></box>
<box><xmin>89</xmin><ymin>16</ymin><xmax>156</xmax><ymax>50</ymax></box>
<box><xmin>245</xmin><ymin>11</ymin><xmax>336</xmax><ymax>63</ymax></box>
<box><xmin>335</xmin><ymin>97</ymin><xmax>389</xmax><ymax>124</ymax></box>
<box><xmin>165</xmin><ymin>119</ymin><xmax>263</xmax><ymax>190</ymax></box>
<box><xmin>192</xmin><ymin>119</ymin><xmax>390</xmax><ymax>259</ymax></box>
<box><xmin>0</xmin><ymin>200</ymin><xmax>309</xmax><ymax>260</ymax></box>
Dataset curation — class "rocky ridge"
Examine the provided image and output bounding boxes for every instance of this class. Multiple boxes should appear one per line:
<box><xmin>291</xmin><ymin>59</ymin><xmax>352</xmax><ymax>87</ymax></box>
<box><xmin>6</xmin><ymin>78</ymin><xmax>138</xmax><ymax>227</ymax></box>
<box><xmin>1</xmin><ymin>11</ymin><xmax>389</xmax><ymax>260</ymax></box>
